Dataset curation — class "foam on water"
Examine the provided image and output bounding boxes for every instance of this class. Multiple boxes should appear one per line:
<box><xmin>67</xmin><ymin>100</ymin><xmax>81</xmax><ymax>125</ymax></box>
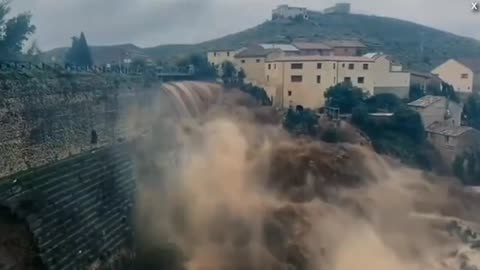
<box><xmin>159</xmin><ymin>81</ymin><xmax>222</xmax><ymax>118</ymax></box>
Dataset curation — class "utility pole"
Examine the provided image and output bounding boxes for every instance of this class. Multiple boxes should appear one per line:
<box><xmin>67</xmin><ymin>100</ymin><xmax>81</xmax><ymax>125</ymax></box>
<box><xmin>420</xmin><ymin>31</ymin><xmax>425</xmax><ymax>59</ymax></box>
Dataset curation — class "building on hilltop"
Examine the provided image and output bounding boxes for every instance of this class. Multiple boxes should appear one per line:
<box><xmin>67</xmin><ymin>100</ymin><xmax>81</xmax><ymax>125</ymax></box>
<box><xmin>432</xmin><ymin>58</ymin><xmax>480</xmax><ymax>93</ymax></box>
<box><xmin>272</xmin><ymin>5</ymin><xmax>309</xmax><ymax>20</ymax></box>
<box><xmin>324</xmin><ymin>3</ymin><xmax>351</xmax><ymax>14</ymax></box>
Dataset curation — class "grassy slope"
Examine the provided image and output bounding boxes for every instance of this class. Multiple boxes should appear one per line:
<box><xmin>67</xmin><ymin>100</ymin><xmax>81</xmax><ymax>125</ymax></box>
<box><xmin>195</xmin><ymin>12</ymin><xmax>480</xmax><ymax>71</ymax></box>
<box><xmin>43</xmin><ymin>13</ymin><xmax>480</xmax><ymax>71</ymax></box>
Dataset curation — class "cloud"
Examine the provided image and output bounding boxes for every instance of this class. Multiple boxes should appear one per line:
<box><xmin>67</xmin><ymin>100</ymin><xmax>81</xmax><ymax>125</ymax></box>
<box><xmin>10</xmin><ymin>0</ymin><xmax>480</xmax><ymax>50</ymax></box>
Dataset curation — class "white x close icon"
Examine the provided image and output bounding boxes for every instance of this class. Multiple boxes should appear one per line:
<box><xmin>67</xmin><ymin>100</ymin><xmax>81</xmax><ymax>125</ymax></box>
<box><xmin>472</xmin><ymin>2</ymin><xmax>479</xmax><ymax>11</ymax></box>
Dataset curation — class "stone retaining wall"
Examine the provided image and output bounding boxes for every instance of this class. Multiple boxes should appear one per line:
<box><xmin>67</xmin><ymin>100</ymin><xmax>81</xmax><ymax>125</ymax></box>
<box><xmin>0</xmin><ymin>143</ymin><xmax>136</xmax><ymax>270</ymax></box>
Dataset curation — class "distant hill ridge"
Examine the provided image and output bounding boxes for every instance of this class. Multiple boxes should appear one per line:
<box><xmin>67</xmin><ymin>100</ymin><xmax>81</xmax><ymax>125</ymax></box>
<box><xmin>42</xmin><ymin>12</ymin><xmax>480</xmax><ymax>71</ymax></box>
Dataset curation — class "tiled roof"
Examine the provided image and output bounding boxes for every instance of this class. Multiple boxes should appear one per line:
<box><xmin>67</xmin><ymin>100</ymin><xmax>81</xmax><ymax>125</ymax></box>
<box><xmin>259</xmin><ymin>43</ymin><xmax>300</xmax><ymax>52</ymax></box>
<box><xmin>323</xmin><ymin>40</ymin><xmax>366</xmax><ymax>48</ymax></box>
<box><xmin>456</xmin><ymin>58</ymin><xmax>480</xmax><ymax>73</ymax></box>
<box><xmin>426</xmin><ymin>122</ymin><xmax>474</xmax><ymax>137</ymax></box>
<box><xmin>266</xmin><ymin>54</ymin><xmax>375</xmax><ymax>62</ymax></box>
<box><xmin>407</xmin><ymin>70</ymin><xmax>435</xmax><ymax>79</ymax></box>
<box><xmin>408</xmin><ymin>95</ymin><xmax>445</xmax><ymax>108</ymax></box>
<box><xmin>293</xmin><ymin>42</ymin><xmax>332</xmax><ymax>50</ymax></box>
<box><xmin>234</xmin><ymin>45</ymin><xmax>278</xmax><ymax>58</ymax></box>
<box><xmin>208</xmin><ymin>48</ymin><xmax>242</xmax><ymax>52</ymax></box>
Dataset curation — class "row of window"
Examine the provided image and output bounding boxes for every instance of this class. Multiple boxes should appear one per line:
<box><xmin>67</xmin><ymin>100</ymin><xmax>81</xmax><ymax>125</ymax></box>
<box><xmin>289</xmin><ymin>75</ymin><xmax>364</xmax><ymax>84</ymax></box>
<box><xmin>241</xmin><ymin>59</ymin><xmax>261</xmax><ymax>64</ymax></box>
<box><xmin>213</xmin><ymin>52</ymin><xmax>231</xmax><ymax>57</ymax></box>
<box><xmin>287</xmin><ymin>62</ymin><xmax>369</xmax><ymax>70</ymax></box>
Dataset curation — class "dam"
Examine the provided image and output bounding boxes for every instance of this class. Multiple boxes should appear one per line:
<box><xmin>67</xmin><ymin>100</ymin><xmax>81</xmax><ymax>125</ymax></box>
<box><xmin>0</xmin><ymin>71</ymin><xmax>222</xmax><ymax>270</ymax></box>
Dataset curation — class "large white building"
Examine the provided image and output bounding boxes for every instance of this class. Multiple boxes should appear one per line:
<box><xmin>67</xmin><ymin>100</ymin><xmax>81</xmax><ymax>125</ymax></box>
<box><xmin>263</xmin><ymin>53</ymin><xmax>411</xmax><ymax>108</ymax></box>
<box><xmin>272</xmin><ymin>5</ymin><xmax>308</xmax><ymax>20</ymax></box>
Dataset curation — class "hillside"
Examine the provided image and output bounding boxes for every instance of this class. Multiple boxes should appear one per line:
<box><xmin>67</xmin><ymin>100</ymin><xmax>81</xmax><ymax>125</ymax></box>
<box><xmin>41</xmin><ymin>43</ymin><xmax>147</xmax><ymax>64</ymax></box>
<box><xmin>43</xmin><ymin>12</ymin><xmax>480</xmax><ymax>71</ymax></box>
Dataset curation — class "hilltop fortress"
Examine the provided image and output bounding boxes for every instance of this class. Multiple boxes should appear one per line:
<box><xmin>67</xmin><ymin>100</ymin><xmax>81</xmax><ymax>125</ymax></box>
<box><xmin>272</xmin><ymin>3</ymin><xmax>351</xmax><ymax>20</ymax></box>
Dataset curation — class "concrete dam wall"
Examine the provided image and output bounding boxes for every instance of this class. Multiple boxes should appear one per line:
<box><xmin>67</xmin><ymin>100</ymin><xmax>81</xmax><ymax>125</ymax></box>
<box><xmin>0</xmin><ymin>72</ymin><xmax>223</xmax><ymax>269</ymax></box>
<box><xmin>0</xmin><ymin>143</ymin><xmax>135</xmax><ymax>270</ymax></box>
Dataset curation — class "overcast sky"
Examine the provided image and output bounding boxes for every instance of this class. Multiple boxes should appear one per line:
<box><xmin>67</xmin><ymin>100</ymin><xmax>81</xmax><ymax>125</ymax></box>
<box><xmin>10</xmin><ymin>0</ymin><xmax>480</xmax><ymax>50</ymax></box>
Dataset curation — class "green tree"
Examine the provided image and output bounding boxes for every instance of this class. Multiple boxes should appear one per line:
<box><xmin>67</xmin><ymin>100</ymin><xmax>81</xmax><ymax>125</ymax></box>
<box><xmin>324</xmin><ymin>81</ymin><xmax>366</xmax><ymax>113</ymax></box>
<box><xmin>409</xmin><ymin>84</ymin><xmax>425</xmax><ymax>102</ymax></box>
<box><xmin>423</xmin><ymin>82</ymin><xmax>459</xmax><ymax>102</ymax></box>
<box><xmin>438</xmin><ymin>82</ymin><xmax>459</xmax><ymax>103</ymax></box>
<box><xmin>464</xmin><ymin>94</ymin><xmax>480</xmax><ymax>129</ymax></box>
<box><xmin>130</xmin><ymin>58</ymin><xmax>147</xmax><ymax>72</ymax></box>
<box><xmin>65</xmin><ymin>32</ymin><xmax>93</xmax><ymax>67</ymax></box>
<box><xmin>238</xmin><ymin>68</ymin><xmax>246</xmax><ymax>84</ymax></box>
<box><xmin>283</xmin><ymin>106</ymin><xmax>319</xmax><ymax>137</ymax></box>
<box><xmin>351</xmin><ymin>104</ymin><xmax>369</xmax><ymax>127</ymax></box>
<box><xmin>239</xmin><ymin>84</ymin><xmax>272</xmax><ymax>106</ymax></box>
<box><xmin>365</xmin><ymin>93</ymin><xmax>403</xmax><ymax>112</ymax></box>
<box><xmin>0</xmin><ymin>1</ymin><xmax>36</xmax><ymax>60</ymax></box>
<box><xmin>176</xmin><ymin>54</ymin><xmax>216</xmax><ymax>80</ymax></box>
<box><xmin>453</xmin><ymin>151</ymin><xmax>480</xmax><ymax>185</ymax></box>
<box><xmin>392</xmin><ymin>106</ymin><xmax>425</xmax><ymax>144</ymax></box>
<box><xmin>453</xmin><ymin>155</ymin><xmax>465</xmax><ymax>181</ymax></box>
<box><xmin>221</xmin><ymin>61</ymin><xmax>237</xmax><ymax>84</ymax></box>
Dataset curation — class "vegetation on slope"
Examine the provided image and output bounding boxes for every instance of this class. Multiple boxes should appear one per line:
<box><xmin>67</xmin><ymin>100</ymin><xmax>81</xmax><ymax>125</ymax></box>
<box><xmin>283</xmin><ymin>82</ymin><xmax>445</xmax><ymax>171</ymax></box>
<box><xmin>200</xmin><ymin>13</ymin><xmax>480</xmax><ymax>71</ymax></box>
<box><xmin>44</xmin><ymin>12</ymin><xmax>480</xmax><ymax>70</ymax></box>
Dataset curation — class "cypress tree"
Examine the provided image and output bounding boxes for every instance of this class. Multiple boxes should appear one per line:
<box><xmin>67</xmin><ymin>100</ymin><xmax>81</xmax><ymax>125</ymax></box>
<box><xmin>66</xmin><ymin>32</ymin><xmax>93</xmax><ymax>67</ymax></box>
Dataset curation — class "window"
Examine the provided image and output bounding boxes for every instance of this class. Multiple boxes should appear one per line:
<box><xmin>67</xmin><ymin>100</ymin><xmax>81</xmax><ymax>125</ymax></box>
<box><xmin>342</xmin><ymin>63</ymin><xmax>345</xmax><ymax>68</ymax></box>
<box><xmin>461</xmin><ymin>73</ymin><xmax>469</xmax><ymax>79</ymax></box>
<box><xmin>317</xmin><ymin>63</ymin><xmax>322</xmax><ymax>69</ymax></box>
<box><xmin>267</xmin><ymin>75</ymin><xmax>270</xmax><ymax>82</ymax></box>
<box><xmin>291</xmin><ymin>63</ymin><xmax>303</xmax><ymax>69</ymax></box>
<box><xmin>357</xmin><ymin>77</ymin><xmax>365</xmax><ymax>84</ymax></box>
<box><xmin>348</xmin><ymin>63</ymin><xmax>354</xmax><ymax>70</ymax></box>
<box><xmin>291</xmin><ymin>75</ymin><xmax>303</xmax><ymax>82</ymax></box>
<box><xmin>256</xmin><ymin>59</ymin><xmax>261</xmax><ymax>63</ymax></box>
<box><xmin>334</xmin><ymin>76</ymin><xmax>336</xmax><ymax>83</ymax></box>
<box><xmin>317</xmin><ymin>75</ymin><xmax>321</xmax><ymax>84</ymax></box>
<box><xmin>214</xmin><ymin>52</ymin><xmax>217</xmax><ymax>57</ymax></box>
<box><xmin>268</xmin><ymin>64</ymin><xmax>271</xmax><ymax>70</ymax></box>
<box><xmin>241</xmin><ymin>59</ymin><xmax>246</xmax><ymax>63</ymax></box>
<box><xmin>445</xmin><ymin>136</ymin><xmax>450</xmax><ymax>143</ymax></box>
<box><xmin>333</xmin><ymin>63</ymin><xmax>336</xmax><ymax>69</ymax></box>
<box><xmin>363</xmin><ymin>64</ymin><xmax>369</xmax><ymax>70</ymax></box>
<box><xmin>344</xmin><ymin>77</ymin><xmax>351</xmax><ymax>83</ymax></box>
<box><xmin>227</xmin><ymin>52</ymin><xmax>230</xmax><ymax>56</ymax></box>
<box><xmin>288</xmin><ymin>91</ymin><xmax>292</xmax><ymax>96</ymax></box>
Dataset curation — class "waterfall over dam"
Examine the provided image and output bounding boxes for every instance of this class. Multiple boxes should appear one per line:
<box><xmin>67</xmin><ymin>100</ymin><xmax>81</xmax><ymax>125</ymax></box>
<box><xmin>0</xmin><ymin>79</ymin><xmax>224</xmax><ymax>270</ymax></box>
<box><xmin>159</xmin><ymin>81</ymin><xmax>223</xmax><ymax>118</ymax></box>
